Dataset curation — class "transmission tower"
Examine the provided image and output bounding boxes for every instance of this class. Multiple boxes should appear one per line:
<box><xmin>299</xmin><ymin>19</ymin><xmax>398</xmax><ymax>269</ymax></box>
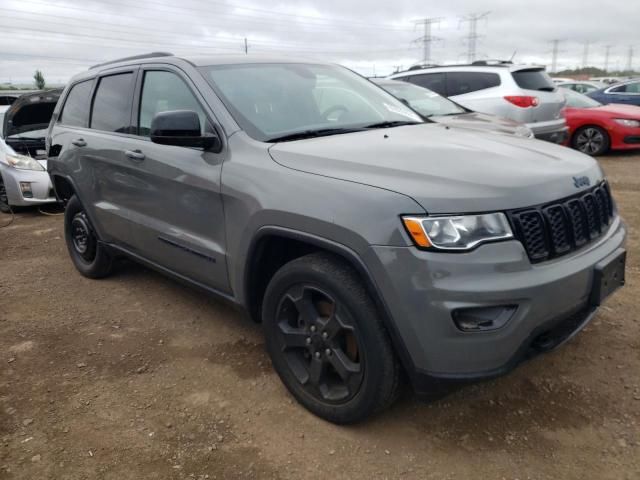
<box><xmin>413</xmin><ymin>17</ymin><xmax>442</xmax><ymax>65</ymax></box>
<box><xmin>604</xmin><ymin>45</ymin><xmax>614</xmax><ymax>72</ymax></box>
<box><xmin>627</xmin><ymin>45</ymin><xmax>635</xmax><ymax>72</ymax></box>
<box><xmin>459</xmin><ymin>12</ymin><xmax>490</xmax><ymax>63</ymax></box>
<box><xmin>582</xmin><ymin>41</ymin><xmax>591</xmax><ymax>68</ymax></box>
<box><xmin>550</xmin><ymin>39</ymin><xmax>565</xmax><ymax>73</ymax></box>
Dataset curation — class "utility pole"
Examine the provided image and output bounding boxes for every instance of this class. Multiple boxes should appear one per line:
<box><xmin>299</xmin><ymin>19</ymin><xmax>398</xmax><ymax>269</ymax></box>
<box><xmin>459</xmin><ymin>12</ymin><xmax>490</xmax><ymax>63</ymax></box>
<box><xmin>582</xmin><ymin>41</ymin><xmax>591</xmax><ymax>68</ymax></box>
<box><xmin>413</xmin><ymin>17</ymin><xmax>442</xmax><ymax>65</ymax></box>
<box><xmin>244</xmin><ymin>37</ymin><xmax>248</xmax><ymax>54</ymax></box>
<box><xmin>604</xmin><ymin>45</ymin><xmax>614</xmax><ymax>72</ymax></box>
<box><xmin>626</xmin><ymin>45</ymin><xmax>634</xmax><ymax>72</ymax></box>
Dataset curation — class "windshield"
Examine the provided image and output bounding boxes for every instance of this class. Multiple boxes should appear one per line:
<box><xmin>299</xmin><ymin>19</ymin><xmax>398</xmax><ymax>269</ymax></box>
<box><xmin>378</xmin><ymin>81</ymin><xmax>466</xmax><ymax>117</ymax></box>
<box><xmin>200</xmin><ymin>63</ymin><xmax>423</xmax><ymax>142</ymax></box>
<box><xmin>564</xmin><ymin>89</ymin><xmax>602</xmax><ymax>108</ymax></box>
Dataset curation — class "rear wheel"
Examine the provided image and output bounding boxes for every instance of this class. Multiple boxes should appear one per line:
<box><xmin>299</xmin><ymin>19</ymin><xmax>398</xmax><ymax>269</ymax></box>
<box><xmin>64</xmin><ymin>195</ymin><xmax>113</xmax><ymax>278</ymax></box>
<box><xmin>573</xmin><ymin>126</ymin><xmax>610</xmax><ymax>156</ymax></box>
<box><xmin>0</xmin><ymin>173</ymin><xmax>11</xmax><ymax>214</ymax></box>
<box><xmin>262</xmin><ymin>252</ymin><xmax>400</xmax><ymax>424</ymax></box>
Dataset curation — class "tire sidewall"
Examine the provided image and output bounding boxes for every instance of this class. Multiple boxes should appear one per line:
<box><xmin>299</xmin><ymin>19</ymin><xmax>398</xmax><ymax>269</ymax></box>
<box><xmin>572</xmin><ymin>126</ymin><xmax>610</xmax><ymax>156</ymax></box>
<box><xmin>262</xmin><ymin>257</ymin><xmax>393</xmax><ymax>423</ymax></box>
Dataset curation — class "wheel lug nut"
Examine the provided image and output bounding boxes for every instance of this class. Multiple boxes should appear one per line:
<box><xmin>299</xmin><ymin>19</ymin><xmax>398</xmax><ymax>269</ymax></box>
<box><xmin>314</xmin><ymin>351</ymin><xmax>321</xmax><ymax>359</ymax></box>
<box><xmin>305</xmin><ymin>337</ymin><xmax>312</xmax><ymax>345</ymax></box>
<box><xmin>322</xmin><ymin>332</ymin><xmax>328</xmax><ymax>339</ymax></box>
<box><xmin>325</xmin><ymin>348</ymin><xmax>331</xmax><ymax>356</ymax></box>
<box><xmin>310</xmin><ymin>325</ymin><xmax>317</xmax><ymax>333</ymax></box>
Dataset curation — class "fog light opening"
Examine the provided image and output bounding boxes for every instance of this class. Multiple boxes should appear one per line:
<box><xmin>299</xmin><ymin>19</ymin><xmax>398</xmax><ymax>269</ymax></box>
<box><xmin>19</xmin><ymin>182</ymin><xmax>33</xmax><ymax>198</ymax></box>
<box><xmin>452</xmin><ymin>305</ymin><xmax>518</xmax><ymax>332</ymax></box>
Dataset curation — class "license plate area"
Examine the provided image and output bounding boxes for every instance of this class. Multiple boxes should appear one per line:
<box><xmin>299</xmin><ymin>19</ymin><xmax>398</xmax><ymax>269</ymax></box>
<box><xmin>590</xmin><ymin>249</ymin><xmax>626</xmax><ymax>306</ymax></box>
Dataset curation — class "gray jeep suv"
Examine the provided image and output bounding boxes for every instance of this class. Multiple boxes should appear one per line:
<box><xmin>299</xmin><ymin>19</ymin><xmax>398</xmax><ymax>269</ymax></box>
<box><xmin>47</xmin><ymin>53</ymin><xmax>626</xmax><ymax>424</ymax></box>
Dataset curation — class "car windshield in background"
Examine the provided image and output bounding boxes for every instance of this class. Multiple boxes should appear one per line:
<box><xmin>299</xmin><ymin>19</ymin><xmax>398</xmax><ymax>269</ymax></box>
<box><xmin>564</xmin><ymin>89</ymin><xmax>603</xmax><ymax>108</ymax></box>
<box><xmin>200</xmin><ymin>63</ymin><xmax>423</xmax><ymax>142</ymax></box>
<box><xmin>512</xmin><ymin>69</ymin><xmax>556</xmax><ymax>92</ymax></box>
<box><xmin>379</xmin><ymin>82</ymin><xmax>466</xmax><ymax>117</ymax></box>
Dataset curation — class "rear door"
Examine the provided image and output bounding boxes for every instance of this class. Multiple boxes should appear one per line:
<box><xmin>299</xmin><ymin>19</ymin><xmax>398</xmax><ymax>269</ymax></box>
<box><xmin>510</xmin><ymin>68</ymin><xmax>565</xmax><ymax>123</ymax></box>
<box><xmin>122</xmin><ymin>66</ymin><xmax>229</xmax><ymax>292</ymax></box>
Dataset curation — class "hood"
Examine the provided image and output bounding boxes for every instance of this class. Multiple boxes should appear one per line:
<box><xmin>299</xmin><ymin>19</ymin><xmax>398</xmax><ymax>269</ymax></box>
<box><xmin>269</xmin><ymin>123</ymin><xmax>603</xmax><ymax>214</ymax></box>
<box><xmin>591</xmin><ymin>103</ymin><xmax>640</xmax><ymax>117</ymax></box>
<box><xmin>429</xmin><ymin>112</ymin><xmax>530</xmax><ymax>138</ymax></box>
<box><xmin>3</xmin><ymin>89</ymin><xmax>62</xmax><ymax>140</ymax></box>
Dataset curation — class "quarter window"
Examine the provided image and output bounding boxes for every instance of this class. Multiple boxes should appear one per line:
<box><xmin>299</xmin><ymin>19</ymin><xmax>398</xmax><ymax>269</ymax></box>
<box><xmin>90</xmin><ymin>72</ymin><xmax>135</xmax><ymax>133</ymax></box>
<box><xmin>138</xmin><ymin>70</ymin><xmax>207</xmax><ymax>136</ymax></box>
<box><xmin>60</xmin><ymin>80</ymin><xmax>93</xmax><ymax>127</ymax></box>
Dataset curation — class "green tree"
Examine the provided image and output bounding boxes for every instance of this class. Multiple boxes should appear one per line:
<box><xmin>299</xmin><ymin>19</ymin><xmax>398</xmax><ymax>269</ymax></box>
<box><xmin>33</xmin><ymin>70</ymin><xmax>46</xmax><ymax>90</ymax></box>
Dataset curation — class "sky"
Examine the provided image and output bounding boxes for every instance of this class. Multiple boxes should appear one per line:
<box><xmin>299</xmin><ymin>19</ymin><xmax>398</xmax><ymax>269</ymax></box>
<box><xmin>0</xmin><ymin>0</ymin><xmax>638</xmax><ymax>85</ymax></box>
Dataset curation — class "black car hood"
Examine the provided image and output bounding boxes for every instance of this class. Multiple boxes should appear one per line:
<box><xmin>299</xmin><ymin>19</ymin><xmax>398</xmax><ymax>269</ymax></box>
<box><xmin>2</xmin><ymin>89</ymin><xmax>62</xmax><ymax>140</ymax></box>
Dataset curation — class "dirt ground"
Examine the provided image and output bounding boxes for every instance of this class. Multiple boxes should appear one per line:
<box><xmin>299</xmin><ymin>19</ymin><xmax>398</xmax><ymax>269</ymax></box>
<box><xmin>1</xmin><ymin>153</ymin><xmax>639</xmax><ymax>480</ymax></box>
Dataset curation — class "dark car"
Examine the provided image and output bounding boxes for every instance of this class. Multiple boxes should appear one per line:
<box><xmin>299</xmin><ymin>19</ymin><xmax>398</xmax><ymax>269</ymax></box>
<box><xmin>372</xmin><ymin>78</ymin><xmax>534</xmax><ymax>138</ymax></box>
<box><xmin>588</xmin><ymin>79</ymin><xmax>640</xmax><ymax>107</ymax></box>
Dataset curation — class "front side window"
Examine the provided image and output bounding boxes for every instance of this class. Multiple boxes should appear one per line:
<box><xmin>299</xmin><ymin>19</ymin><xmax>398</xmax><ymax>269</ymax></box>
<box><xmin>201</xmin><ymin>63</ymin><xmax>422</xmax><ymax>142</ymax></box>
<box><xmin>139</xmin><ymin>71</ymin><xmax>208</xmax><ymax>136</ymax></box>
<box><xmin>60</xmin><ymin>80</ymin><xmax>93</xmax><ymax>127</ymax></box>
<box><xmin>446</xmin><ymin>72</ymin><xmax>501</xmax><ymax>96</ymax></box>
<box><xmin>90</xmin><ymin>72</ymin><xmax>135</xmax><ymax>133</ymax></box>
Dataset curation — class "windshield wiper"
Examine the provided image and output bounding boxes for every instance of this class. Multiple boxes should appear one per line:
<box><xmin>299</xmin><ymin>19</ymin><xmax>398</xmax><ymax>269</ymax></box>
<box><xmin>363</xmin><ymin>120</ymin><xmax>421</xmax><ymax>129</ymax></box>
<box><xmin>266</xmin><ymin>127</ymin><xmax>364</xmax><ymax>143</ymax></box>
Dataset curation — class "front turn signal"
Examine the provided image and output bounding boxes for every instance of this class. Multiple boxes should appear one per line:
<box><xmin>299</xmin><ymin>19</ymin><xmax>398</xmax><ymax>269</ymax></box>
<box><xmin>402</xmin><ymin>217</ymin><xmax>432</xmax><ymax>248</ymax></box>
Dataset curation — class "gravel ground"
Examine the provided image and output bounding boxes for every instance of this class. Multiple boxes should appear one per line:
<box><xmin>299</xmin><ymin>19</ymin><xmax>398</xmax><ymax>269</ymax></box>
<box><xmin>1</xmin><ymin>153</ymin><xmax>639</xmax><ymax>480</ymax></box>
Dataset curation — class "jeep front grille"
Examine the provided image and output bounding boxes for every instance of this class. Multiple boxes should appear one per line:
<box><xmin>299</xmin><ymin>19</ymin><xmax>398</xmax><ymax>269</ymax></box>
<box><xmin>508</xmin><ymin>182</ymin><xmax>614</xmax><ymax>263</ymax></box>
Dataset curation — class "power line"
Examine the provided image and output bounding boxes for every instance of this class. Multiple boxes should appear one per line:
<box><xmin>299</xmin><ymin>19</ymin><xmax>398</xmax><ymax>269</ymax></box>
<box><xmin>413</xmin><ymin>17</ymin><xmax>442</xmax><ymax>65</ymax></box>
<box><xmin>459</xmin><ymin>12</ymin><xmax>490</xmax><ymax>63</ymax></box>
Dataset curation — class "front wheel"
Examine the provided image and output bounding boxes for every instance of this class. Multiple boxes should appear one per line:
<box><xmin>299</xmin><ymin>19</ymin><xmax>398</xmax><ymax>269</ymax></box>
<box><xmin>262</xmin><ymin>252</ymin><xmax>401</xmax><ymax>424</ymax></box>
<box><xmin>64</xmin><ymin>195</ymin><xmax>113</xmax><ymax>278</ymax></box>
<box><xmin>572</xmin><ymin>126</ymin><xmax>610</xmax><ymax>156</ymax></box>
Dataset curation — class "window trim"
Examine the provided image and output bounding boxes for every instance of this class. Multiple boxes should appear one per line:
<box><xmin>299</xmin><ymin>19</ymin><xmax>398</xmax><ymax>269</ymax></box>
<box><xmin>88</xmin><ymin>67</ymin><xmax>140</xmax><ymax>135</ymax></box>
<box><xmin>58</xmin><ymin>78</ymin><xmax>96</xmax><ymax>128</ymax></box>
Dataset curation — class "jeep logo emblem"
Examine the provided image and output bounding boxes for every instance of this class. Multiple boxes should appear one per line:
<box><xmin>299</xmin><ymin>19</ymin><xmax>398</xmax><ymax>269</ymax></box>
<box><xmin>573</xmin><ymin>176</ymin><xmax>591</xmax><ymax>188</ymax></box>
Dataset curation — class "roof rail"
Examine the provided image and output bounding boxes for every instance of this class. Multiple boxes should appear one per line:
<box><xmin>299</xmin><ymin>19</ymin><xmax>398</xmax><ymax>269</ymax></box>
<box><xmin>471</xmin><ymin>59</ymin><xmax>513</xmax><ymax>66</ymax></box>
<box><xmin>89</xmin><ymin>52</ymin><xmax>174</xmax><ymax>70</ymax></box>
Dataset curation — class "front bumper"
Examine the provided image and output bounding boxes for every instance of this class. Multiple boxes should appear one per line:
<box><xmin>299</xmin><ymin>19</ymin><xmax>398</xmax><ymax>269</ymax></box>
<box><xmin>365</xmin><ymin>216</ymin><xmax>626</xmax><ymax>394</ymax></box>
<box><xmin>0</xmin><ymin>164</ymin><xmax>56</xmax><ymax>207</ymax></box>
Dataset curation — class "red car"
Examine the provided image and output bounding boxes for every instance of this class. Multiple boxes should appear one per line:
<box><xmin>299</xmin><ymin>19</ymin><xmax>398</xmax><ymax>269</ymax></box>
<box><xmin>562</xmin><ymin>88</ymin><xmax>640</xmax><ymax>156</ymax></box>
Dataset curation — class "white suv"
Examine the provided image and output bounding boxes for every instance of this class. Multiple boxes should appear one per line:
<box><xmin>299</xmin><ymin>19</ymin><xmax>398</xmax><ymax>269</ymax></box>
<box><xmin>390</xmin><ymin>62</ymin><xmax>568</xmax><ymax>144</ymax></box>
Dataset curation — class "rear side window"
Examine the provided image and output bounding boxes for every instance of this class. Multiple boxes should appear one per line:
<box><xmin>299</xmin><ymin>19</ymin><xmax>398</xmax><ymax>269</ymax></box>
<box><xmin>446</xmin><ymin>72</ymin><xmax>501</xmax><ymax>96</ymax></box>
<box><xmin>91</xmin><ymin>72</ymin><xmax>135</xmax><ymax>133</ymax></box>
<box><xmin>60</xmin><ymin>80</ymin><xmax>93</xmax><ymax>127</ymax></box>
<box><xmin>511</xmin><ymin>69</ymin><xmax>555</xmax><ymax>92</ymax></box>
<box><xmin>610</xmin><ymin>82</ymin><xmax>640</xmax><ymax>93</ymax></box>
<box><xmin>407</xmin><ymin>73</ymin><xmax>446</xmax><ymax>96</ymax></box>
<box><xmin>138</xmin><ymin>70</ymin><xmax>207</xmax><ymax>136</ymax></box>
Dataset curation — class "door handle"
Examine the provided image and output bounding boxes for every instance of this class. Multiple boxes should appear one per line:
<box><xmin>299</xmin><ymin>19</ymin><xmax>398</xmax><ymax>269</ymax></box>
<box><xmin>125</xmin><ymin>149</ymin><xmax>145</xmax><ymax>161</ymax></box>
<box><xmin>71</xmin><ymin>138</ymin><xmax>86</xmax><ymax>147</ymax></box>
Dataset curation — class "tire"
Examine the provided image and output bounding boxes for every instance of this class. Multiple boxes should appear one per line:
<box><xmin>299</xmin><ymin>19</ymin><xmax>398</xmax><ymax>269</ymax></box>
<box><xmin>572</xmin><ymin>126</ymin><xmax>610</xmax><ymax>156</ymax></box>
<box><xmin>262</xmin><ymin>252</ymin><xmax>401</xmax><ymax>424</ymax></box>
<box><xmin>64</xmin><ymin>195</ymin><xmax>113</xmax><ymax>278</ymax></box>
<box><xmin>0</xmin><ymin>173</ymin><xmax>11</xmax><ymax>214</ymax></box>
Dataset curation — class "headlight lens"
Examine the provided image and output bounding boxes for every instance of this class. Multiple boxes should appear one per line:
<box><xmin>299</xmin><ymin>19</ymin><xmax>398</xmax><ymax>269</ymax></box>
<box><xmin>515</xmin><ymin>125</ymin><xmax>535</xmax><ymax>138</ymax></box>
<box><xmin>614</xmin><ymin>118</ymin><xmax>640</xmax><ymax>128</ymax></box>
<box><xmin>6</xmin><ymin>154</ymin><xmax>44</xmax><ymax>171</ymax></box>
<box><xmin>403</xmin><ymin>213</ymin><xmax>514</xmax><ymax>250</ymax></box>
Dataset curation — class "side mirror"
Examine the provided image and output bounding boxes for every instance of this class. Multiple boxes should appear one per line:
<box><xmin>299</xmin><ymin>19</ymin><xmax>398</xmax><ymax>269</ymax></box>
<box><xmin>150</xmin><ymin>110</ymin><xmax>220</xmax><ymax>151</ymax></box>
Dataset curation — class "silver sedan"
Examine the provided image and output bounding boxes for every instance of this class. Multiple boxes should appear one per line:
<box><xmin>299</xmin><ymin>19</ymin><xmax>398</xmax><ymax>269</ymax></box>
<box><xmin>0</xmin><ymin>138</ymin><xmax>55</xmax><ymax>213</ymax></box>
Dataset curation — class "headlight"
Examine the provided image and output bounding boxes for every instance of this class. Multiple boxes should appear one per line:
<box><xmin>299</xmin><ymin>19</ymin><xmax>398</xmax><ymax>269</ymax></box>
<box><xmin>402</xmin><ymin>213</ymin><xmax>514</xmax><ymax>250</ymax></box>
<box><xmin>614</xmin><ymin>118</ymin><xmax>640</xmax><ymax>128</ymax></box>
<box><xmin>515</xmin><ymin>125</ymin><xmax>535</xmax><ymax>138</ymax></box>
<box><xmin>6</xmin><ymin>154</ymin><xmax>44</xmax><ymax>171</ymax></box>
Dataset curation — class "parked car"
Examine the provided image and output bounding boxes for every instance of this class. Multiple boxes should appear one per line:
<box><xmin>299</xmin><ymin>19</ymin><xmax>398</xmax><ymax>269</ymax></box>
<box><xmin>590</xmin><ymin>76</ymin><xmax>624</xmax><ymax>85</ymax></box>
<box><xmin>371</xmin><ymin>78</ymin><xmax>534</xmax><ymax>138</ymax></box>
<box><xmin>588</xmin><ymin>79</ymin><xmax>640</xmax><ymax>106</ymax></box>
<box><xmin>3</xmin><ymin>89</ymin><xmax>62</xmax><ymax>158</ymax></box>
<box><xmin>552</xmin><ymin>77</ymin><xmax>575</xmax><ymax>84</ymax></box>
<box><xmin>0</xmin><ymin>138</ymin><xmax>56</xmax><ymax>213</ymax></box>
<box><xmin>558</xmin><ymin>81</ymin><xmax>607</xmax><ymax>94</ymax></box>
<box><xmin>389</xmin><ymin>62</ymin><xmax>568</xmax><ymax>144</ymax></box>
<box><xmin>563</xmin><ymin>88</ymin><xmax>640</xmax><ymax>155</ymax></box>
<box><xmin>48</xmin><ymin>53</ymin><xmax>626</xmax><ymax>424</ymax></box>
